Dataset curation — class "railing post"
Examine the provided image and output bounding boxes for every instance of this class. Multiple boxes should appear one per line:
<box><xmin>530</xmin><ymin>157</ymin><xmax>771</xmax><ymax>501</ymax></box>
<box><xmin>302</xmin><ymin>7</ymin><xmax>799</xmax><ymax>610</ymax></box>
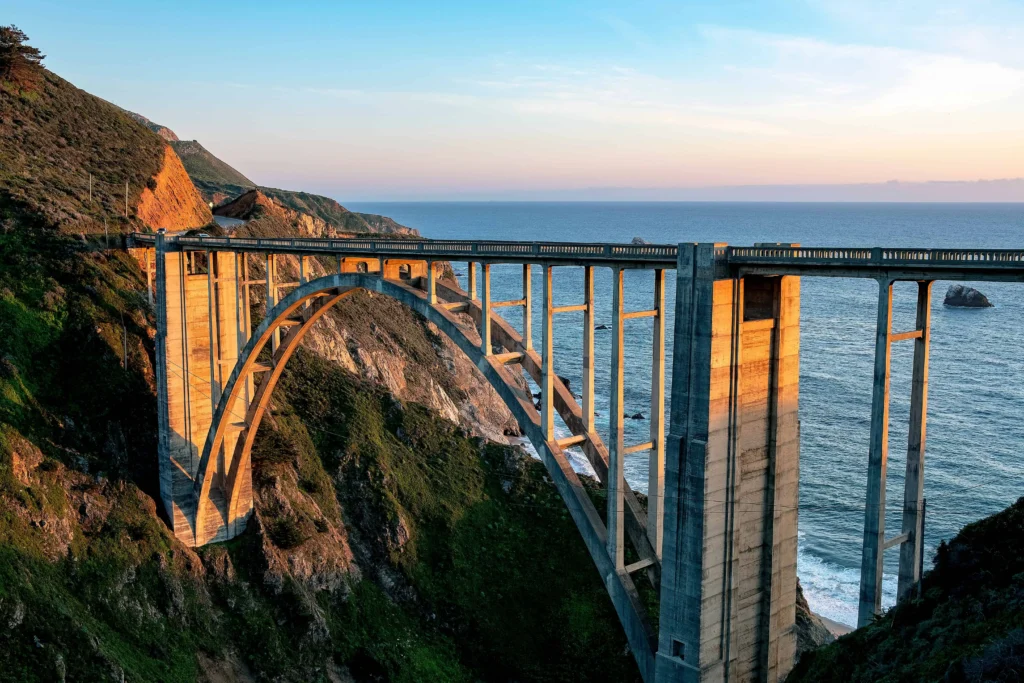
<box><xmin>648</xmin><ymin>268</ymin><xmax>666</xmax><ymax>557</ymax></box>
<box><xmin>859</xmin><ymin>277</ymin><xmax>893</xmax><ymax>627</ymax></box>
<box><xmin>541</xmin><ymin>265</ymin><xmax>554</xmax><ymax>441</ymax></box>
<box><xmin>898</xmin><ymin>280</ymin><xmax>933</xmax><ymax>601</ymax></box>
<box><xmin>522</xmin><ymin>264</ymin><xmax>533</xmax><ymax>350</ymax></box>
<box><xmin>582</xmin><ymin>265</ymin><xmax>595</xmax><ymax>433</ymax></box>
<box><xmin>608</xmin><ymin>266</ymin><xmax>625</xmax><ymax>570</ymax></box>
<box><xmin>481</xmin><ymin>263</ymin><xmax>492</xmax><ymax>356</ymax></box>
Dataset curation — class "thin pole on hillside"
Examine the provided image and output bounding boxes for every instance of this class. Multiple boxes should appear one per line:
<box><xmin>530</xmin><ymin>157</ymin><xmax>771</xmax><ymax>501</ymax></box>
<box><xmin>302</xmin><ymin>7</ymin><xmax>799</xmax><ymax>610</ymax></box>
<box><xmin>104</xmin><ymin>218</ymin><xmax>109</xmax><ymax>249</ymax></box>
<box><xmin>88</xmin><ymin>173</ymin><xmax>92</xmax><ymax>203</ymax></box>
<box><xmin>124</xmin><ymin>180</ymin><xmax>129</xmax><ymax>218</ymax></box>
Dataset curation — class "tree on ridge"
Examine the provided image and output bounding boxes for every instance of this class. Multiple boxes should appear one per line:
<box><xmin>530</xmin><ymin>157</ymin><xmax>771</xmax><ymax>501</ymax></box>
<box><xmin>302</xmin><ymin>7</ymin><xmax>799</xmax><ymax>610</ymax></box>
<box><xmin>0</xmin><ymin>25</ymin><xmax>45</xmax><ymax>90</ymax></box>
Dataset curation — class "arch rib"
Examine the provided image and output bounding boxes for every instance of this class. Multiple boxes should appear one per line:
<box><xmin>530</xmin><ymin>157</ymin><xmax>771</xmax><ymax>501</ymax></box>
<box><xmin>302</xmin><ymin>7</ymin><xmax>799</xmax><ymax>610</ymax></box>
<box><xmin>195</xmin><ymin>272</ymin><xmax>657</xmax><ymax>680</ymax></box>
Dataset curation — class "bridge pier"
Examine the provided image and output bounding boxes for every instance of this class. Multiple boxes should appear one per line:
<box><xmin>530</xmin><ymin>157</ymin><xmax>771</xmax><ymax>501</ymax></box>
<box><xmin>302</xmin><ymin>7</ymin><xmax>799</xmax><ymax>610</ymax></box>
<box><xmin>657</xmin><ymin>243</ymin><xmax>800</xmax><ymax>683</ymax></box>
<box><xmin>154</xmin><ymin>232</ymin><xmax>252</xmax><ymax>546</ymax></box>
<box><xmin>859</xmin><ymin>278</ymin><xmax>933</xmax><ymax>625</ymax></box>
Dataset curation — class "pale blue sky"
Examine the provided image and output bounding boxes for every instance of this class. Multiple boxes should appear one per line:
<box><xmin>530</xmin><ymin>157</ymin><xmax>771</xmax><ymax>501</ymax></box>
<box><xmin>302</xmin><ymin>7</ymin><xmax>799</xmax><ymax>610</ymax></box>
<box><xmin>7</xmin><ymin>0</ymin><xmax>1024</xmax><ymax>199</ymax></box>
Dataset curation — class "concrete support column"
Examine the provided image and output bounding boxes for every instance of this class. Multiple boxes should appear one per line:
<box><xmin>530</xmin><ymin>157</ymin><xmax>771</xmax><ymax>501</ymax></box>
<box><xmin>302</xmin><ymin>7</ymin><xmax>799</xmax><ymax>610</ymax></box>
<box><xmin>648</xmin><ymin>268</ymin><xmax>666</xmax><ymax>558</ymax></box>
<box><xmin>898</xmin><ymin>280</ymin><xmax>932</xmax><ymax>600</ymax></box>
<box><xmin>145</xmin><ymin>248</ymin><xmax>154</xmax><ymax>307</ymax></box>
<box><xmin>154</xmin><ymin>230</ymin><xmax>171</xmax><ymax>522</ymax></box>
<box><xmin>427</xmin><ymin>260</ymin><xmax>437</xmax><ymax>304</ymax></box>
<box><xmin>468</xmin><ymin>262</ymin><xmax>478</xmax><ymax>301</ymax></box>
<box><xmin>540</xmin><ymin>265</ymin><xmax>554</xmax><ymax>441</ymax></box>
<box><xmin>299</xmin><ymin>255</ymin><xmax>309</xmax><ymax>284</ymax></box>
<box><xmin>656</xmin><ymin>243</ymin><xmax>715</xmax><ymax>683</ymax></box>
<box><xmin>583</xmin><ymin>266</ymin><xmax>595</xmax><ymax>433</ymax></box>
<box><xmin>265</xmin><ymin>253</ymin><xmax>278</xmax><ymax>354</ymax></box>
<box><xmin>207</xmin><ymin>251</ymin><xmax>221</xmax><ymax>406</ymax></box>
<box><xmin>608</xmin><ymin>267</ymin><xmax>626</xmax><ymax>570</ymax></box>
<box><xmin>481</xmin><ymin>263</ymin><xmax>492</xmax><ymax>355</ymax></box>
<box><xmin>522</xmin><ymin>264</ymin><xmax>533</xmax><ymax>350</ymax></box>
<box><xmin>859</xmin><ymin>278</ymin><xmax>894</xmax><ymax>627</ymax></box>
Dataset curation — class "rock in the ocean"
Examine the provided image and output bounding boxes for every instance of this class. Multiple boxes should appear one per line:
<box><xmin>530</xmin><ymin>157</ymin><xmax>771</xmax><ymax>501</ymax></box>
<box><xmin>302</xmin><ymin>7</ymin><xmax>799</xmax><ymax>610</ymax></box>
<box><xmin>631</xmin><ymin>236</ymin><xmax>651</xmax><ymax>245</ymax></box>
<box><xmin>595</xmin><ymin>324</ymin><xmax>609</xmax><ymax>330</ymax></box>
<box><xmin>943</xmin><ymin>284</ymin><xmax>993</xmax><ymax>308</ymax></box>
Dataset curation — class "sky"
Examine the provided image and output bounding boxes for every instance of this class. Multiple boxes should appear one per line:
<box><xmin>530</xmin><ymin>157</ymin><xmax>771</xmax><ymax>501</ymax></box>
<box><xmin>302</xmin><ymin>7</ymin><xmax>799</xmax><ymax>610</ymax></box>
<box><xmin>6</xmin><ymin>0</ymin><xmax>1024</xmax><ymax>200</ymax></box>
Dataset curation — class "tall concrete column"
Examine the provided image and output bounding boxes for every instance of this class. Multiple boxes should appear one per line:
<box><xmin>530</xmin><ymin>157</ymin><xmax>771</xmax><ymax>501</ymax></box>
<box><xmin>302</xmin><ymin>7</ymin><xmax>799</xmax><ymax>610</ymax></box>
<box><xmin>427</xmin><ymin>260</ymin><xmax>437</xmax><ymax>304</ymax></box>
<box><xmin>657</xmin><ymin>243</ymin><xmax>714</xmax><ymax>683</ymax></box>
<box><xmin>648</xmin><ymin>268</ymin><xmax>666</xmax><ymax>557</ymax></box>
<box><xmin>265</xmin><ymin>253</ymin><xmax>278</xmax><ymax>354</ymax></box>
<box><xmin>583</xmin><ymin>266</ymin><xmax>595</xmax><ymax>433</ymax></box>
<box><xmin>608</xmin><ymin>267</ymin><xmax>626</xmax><ymax>570</ymax></box>
<box><xmin>898</xmin><ymin>280</ymin><xmax>932</xmax><ymax>600</ymax></box>
<box><xmin>468</xmin><ymin>261</ymin><xmax>477</xmax><ymax>301</ymax></box>
<box><xmin>656</xmin><ymin>246</ymin><xmax>800</xmax><ymax>683</ymax></box>
<box><xmin>154</xmin><ymin>230</ymin><xmax>171</xmax><ymax>523</ymax></box>
<box><xmin>145</xmin><ymin>248</ymin><xmax>154</xmax><ymax>307</ymax></box>
<box><xmin>859</xmin><ymin>278</ymin><xmax>894</xmax><ymax>627</ymax></box>
<box><xmin>522</xmin><ymin>264</ymin><xmax>533</xmax><ymax>350</ymax></box>
<box><xmin>481</xmin><ymin>263</ymin><xmax>492</xmax><ymax>355</ymax></box>
<box><xmin>540</xmin><ymin>265</ymin><xmax>554</xmax><ymax>441</ymax></box>
<box><xmin>207</xmin><ymin>251</ymin><xmax>221</xmax><ymax>406</ymax></box>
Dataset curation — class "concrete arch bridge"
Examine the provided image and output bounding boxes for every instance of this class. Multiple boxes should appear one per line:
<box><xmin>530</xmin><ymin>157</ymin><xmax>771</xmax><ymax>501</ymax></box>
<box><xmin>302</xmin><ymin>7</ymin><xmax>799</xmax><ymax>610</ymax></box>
<box><xmin>129</xmin><ymin>232</ymin><xmax>1024</xmax><ymax>683</ymax></box>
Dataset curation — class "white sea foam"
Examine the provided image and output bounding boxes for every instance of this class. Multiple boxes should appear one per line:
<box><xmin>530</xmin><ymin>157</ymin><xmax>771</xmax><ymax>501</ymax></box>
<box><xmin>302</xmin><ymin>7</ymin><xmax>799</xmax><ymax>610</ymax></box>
<box><xmin>797</xmin><ymin>534</ymin><xmax>897</xmax><ymax>628</ymax></box>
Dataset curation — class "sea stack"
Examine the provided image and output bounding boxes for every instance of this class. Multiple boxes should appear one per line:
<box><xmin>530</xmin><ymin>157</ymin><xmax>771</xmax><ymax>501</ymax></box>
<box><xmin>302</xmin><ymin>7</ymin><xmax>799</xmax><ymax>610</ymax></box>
<box><xmin>943</xmin><ymin>284</ymin><xmax>993</xmax><ymax>308</ymax></box>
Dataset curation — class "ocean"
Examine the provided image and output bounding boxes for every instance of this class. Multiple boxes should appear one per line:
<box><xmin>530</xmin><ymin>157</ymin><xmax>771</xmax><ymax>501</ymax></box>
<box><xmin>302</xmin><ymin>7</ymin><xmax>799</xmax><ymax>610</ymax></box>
<box><xmin>348</xmin><ymin>201</ymin><xmax>1024</xmax><ymax>627</ymax></box>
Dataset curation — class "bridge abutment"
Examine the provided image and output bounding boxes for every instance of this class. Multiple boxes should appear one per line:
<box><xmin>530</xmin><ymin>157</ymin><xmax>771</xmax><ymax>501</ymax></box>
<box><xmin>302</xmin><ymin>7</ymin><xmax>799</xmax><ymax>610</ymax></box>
<box><xmin>658</xmin><ymin>244</ymin><xmax>800</xmax><ymax>683</ymax></box>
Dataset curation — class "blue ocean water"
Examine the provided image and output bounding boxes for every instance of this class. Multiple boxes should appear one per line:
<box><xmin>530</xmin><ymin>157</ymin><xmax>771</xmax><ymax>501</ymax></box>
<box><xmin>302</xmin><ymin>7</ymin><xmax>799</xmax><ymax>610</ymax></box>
<box><xmin>350</xmin><ymin>201</ymin><xmax>1024</xmax><ymax>627</ymax></box>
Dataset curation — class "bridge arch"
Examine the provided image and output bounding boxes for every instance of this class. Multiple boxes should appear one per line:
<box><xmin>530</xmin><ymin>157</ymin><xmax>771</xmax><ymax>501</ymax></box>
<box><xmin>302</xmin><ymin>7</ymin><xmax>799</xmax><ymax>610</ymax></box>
<box><xmin>192</xmin><ymin>271</ymin><xmax>659</xmax><ymax>677</ymax></box>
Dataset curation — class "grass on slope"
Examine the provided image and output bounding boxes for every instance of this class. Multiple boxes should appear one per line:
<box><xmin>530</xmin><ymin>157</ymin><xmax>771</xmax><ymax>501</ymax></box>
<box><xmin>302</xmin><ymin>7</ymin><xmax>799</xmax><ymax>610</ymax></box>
<box><xmin>169</xmin><ymin>140</ymin><xmax>254</xmax><ymax>193</ymax></box>
<box><xmin>788</xmin><ymin>497</ymin><xmax>1024</xmax><ymax>682</ymax></box>
<box><xmin>0</xmin><ymin>70</ymin><xmax>164</xmax><ymax>233</ymax></box>
<box><xmin>273</xmin><ymin>349</ymin><xmax>642</xmax><ymax>682</ymax></box>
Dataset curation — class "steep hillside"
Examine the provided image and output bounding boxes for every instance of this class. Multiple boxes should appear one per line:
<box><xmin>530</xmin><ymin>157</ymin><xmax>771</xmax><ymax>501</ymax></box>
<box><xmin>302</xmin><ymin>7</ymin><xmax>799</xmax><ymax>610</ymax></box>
<box><xmin>169</xmin><ymin>139</ymin><xmax>255</xmax><ymax>205</ymax></box>
<box><xmin>123</xmin><ymin>110</ymin><xmax>180</xmax><ymax>142</ymax></box>
<box><xmin>125</xmin><ymin>111</ymin><xmax>415</xmax><ymax>235</ymax></box>
<box><xmin>0</xmin><ymin>40</ymin><xmax>635</xmax><ymax>682</ymax></box>
<box><xmin>788</xmin><ymin>497</ymin><xmax>1024</xmax><ymax>682</ymax></box>
<box><xmin>0</xmin><ymin>70</ymin><xmax>209</xmax><ymax>233</ymax></box>
<box><xmin>256</xmin><ymin>186</ymin><xmax>417</xmax><ymax>236</ymax></box>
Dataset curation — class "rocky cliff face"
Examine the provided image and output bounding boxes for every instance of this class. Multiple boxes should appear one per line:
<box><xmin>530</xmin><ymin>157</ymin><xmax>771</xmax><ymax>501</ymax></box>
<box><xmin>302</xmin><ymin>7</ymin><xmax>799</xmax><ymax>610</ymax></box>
<box><xmin>136</xmin><ymin>145</ymin><xmax>213</xmax><ymax>230</ymax></box>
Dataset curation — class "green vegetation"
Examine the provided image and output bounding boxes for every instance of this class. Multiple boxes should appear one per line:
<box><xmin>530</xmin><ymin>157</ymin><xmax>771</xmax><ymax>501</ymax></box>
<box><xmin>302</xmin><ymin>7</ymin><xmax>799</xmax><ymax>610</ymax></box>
<box><xmin>0</xmin><ymin>25</ymin><xmax>45</xmax><ymax>91</ymax></box>
<box><xmin>0</xmin><ymin>65</ymin><xmax>163</xmax><ymax>232</ymax></box>
<box><xmin>169</xmin><ymin>140</ymin><xmax>254</xmax><ymax>200</ymax></box>
<box><xmin>0</xmin><ymin>37</ymin><xmax>636</xmax><ymax>681</ymax></box>
<box><xmin>255</xmin><ymin>186</ymin><xmax>415</xmax><ymax>235</ymax></box>
<box><xmin>789</xmin><ymin>496</ymin><xmax>1024</xmax><ymax>682</ymax></box>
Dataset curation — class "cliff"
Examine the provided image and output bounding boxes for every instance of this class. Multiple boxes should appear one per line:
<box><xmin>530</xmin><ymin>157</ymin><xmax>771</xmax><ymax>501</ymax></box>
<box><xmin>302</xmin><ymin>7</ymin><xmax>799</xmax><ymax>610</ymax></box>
<box><xmin>135</xmin><ymin>145</ymin><xmax>213</xmax><ymax>230</ymax></box>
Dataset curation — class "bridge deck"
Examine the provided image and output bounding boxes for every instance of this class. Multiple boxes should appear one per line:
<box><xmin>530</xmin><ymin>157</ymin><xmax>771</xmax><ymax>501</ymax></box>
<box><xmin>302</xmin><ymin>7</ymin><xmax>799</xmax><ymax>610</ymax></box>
<box><xmin>130</xmin><ymin>234</ymin><xmax>1024</xmax><ymax>280</ymax></box>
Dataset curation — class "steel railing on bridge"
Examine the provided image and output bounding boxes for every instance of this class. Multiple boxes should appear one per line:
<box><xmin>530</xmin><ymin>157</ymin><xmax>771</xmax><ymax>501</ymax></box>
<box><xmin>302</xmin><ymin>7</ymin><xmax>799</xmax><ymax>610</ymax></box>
<box><xmin>130</xmin><ymin>232</ymin><xmax>1024</xmax><ymax>275</ymax></box>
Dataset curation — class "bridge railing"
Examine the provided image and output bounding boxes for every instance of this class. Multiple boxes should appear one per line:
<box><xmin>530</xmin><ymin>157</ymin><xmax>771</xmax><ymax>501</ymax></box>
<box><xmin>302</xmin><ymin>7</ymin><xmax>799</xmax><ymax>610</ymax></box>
<box><xmin>129</xmin><ymin>233</ymin><xmax>1024</xmax><ymax>270</ymax></box>
<box><xmin>130</xmin><ymin>233</ymin><xmax>679</xmax><ymax>263</ymax></box>
<box><xmin>729</xmin><ymin>245</ymin><xmax>1024</xmax><ymax>268</ymax></box>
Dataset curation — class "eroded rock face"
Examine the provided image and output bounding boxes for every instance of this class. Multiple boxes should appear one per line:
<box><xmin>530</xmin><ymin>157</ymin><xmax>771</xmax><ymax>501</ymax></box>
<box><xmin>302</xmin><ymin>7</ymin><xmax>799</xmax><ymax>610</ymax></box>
<box><xmin>136</xmin><ymin>145</ymin><xmax>212</xmax><ymax>230</ymax></box>
<box><xmin>260</xmin><ymin>251</ymin><xmax>524</xmax><ymax>444</ymax></box>
<box><xmin>944</xmin><ymin>284</ymin><xmax>993</xmax><ymax>308</ymax></box>
<box><xmin>795</xmin><ymin>578</ymin><xmax>836</xmax><ymax>660</ymax></box>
